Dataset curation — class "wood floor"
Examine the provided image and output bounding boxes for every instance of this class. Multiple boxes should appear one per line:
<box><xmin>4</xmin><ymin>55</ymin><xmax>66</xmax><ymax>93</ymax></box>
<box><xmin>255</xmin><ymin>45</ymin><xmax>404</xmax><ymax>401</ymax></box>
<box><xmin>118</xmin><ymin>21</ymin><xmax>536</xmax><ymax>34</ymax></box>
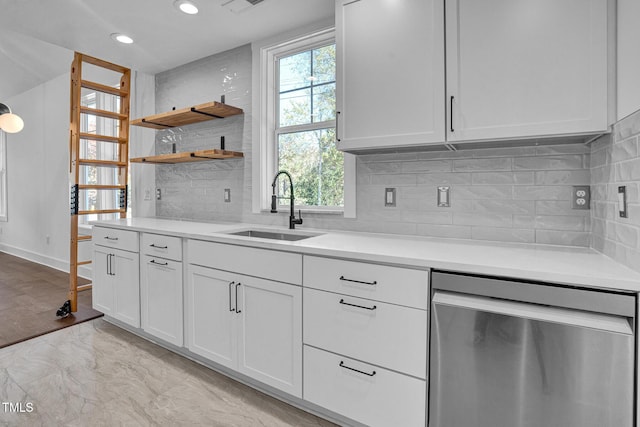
<box><xmin>0</xmin><ymin>252</ymin><xmax>102</xmax><ymax>348</ymax></box>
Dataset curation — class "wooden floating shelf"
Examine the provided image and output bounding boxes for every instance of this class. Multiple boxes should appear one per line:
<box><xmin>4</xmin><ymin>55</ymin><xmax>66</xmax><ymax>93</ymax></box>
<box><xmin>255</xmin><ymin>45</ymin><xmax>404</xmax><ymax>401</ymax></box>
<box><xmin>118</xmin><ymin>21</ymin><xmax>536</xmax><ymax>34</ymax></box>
<box><xmin>130</xmin><ymin>101</ymin><xmax>244</xmax><ymax>129</ymax></box>
<box><xmin>130</xmin><ymin>149</ymin><xmax>244</xmax><ymax>164</ymax></box>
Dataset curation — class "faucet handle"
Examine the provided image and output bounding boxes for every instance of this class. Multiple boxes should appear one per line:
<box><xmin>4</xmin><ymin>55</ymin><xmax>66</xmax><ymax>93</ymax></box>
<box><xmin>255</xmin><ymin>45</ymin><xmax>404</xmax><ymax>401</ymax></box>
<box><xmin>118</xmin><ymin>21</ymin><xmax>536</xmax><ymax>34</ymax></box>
<box><xmin>297</xmin><ymin>209</ymin><xmax>303</xmax><ymax>224</ymax></box>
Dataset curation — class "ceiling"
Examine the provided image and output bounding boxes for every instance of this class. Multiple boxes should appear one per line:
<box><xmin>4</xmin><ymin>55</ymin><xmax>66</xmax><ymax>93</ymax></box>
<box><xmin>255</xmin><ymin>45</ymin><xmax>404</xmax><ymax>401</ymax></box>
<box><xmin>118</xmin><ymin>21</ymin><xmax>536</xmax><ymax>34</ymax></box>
<box><xmin>0</xmin><ymin>0</ymin><xmax>334</xmax><ymax>99</ymax></box>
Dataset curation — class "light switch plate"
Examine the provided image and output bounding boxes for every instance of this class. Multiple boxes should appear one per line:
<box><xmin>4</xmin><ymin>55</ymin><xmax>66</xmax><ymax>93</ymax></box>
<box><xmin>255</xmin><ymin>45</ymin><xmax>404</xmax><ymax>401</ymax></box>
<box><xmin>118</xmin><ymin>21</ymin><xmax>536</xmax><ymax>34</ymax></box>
<box><xmin>438</xmin><ymin>186</ymin><xmax>450</xmax><ymax>207</ymax></box>
<box><xmin>618</xmin><ymin>186</ymin><xmax>627</xmax><ymax>218</ymax></box>
<box><xmin>385</xmin><ymin>188</ymin><xmax>396</xmax><ymax>207</ymax></box>
<box><xmin>572</xmin><ymin>186</ymin><xmax>590</xmax><ymax>210</ymax></box>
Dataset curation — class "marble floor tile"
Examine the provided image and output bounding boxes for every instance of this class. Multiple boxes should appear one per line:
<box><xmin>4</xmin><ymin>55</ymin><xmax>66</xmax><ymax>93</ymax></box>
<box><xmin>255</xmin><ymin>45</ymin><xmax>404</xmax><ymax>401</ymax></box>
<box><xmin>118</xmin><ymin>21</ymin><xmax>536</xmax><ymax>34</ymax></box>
<box><xmin>0</xmin><ymin>319</ymin><xmax>336</xmax><ymax>426</ymax></box>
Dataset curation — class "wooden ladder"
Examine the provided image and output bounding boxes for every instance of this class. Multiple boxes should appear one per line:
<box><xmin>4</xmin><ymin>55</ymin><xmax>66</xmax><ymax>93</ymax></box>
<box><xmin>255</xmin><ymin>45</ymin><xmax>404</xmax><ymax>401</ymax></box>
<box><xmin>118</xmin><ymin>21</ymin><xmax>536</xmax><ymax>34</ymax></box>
<box><xmin>62</xmin><ymin>52</ymin><xmax>131</xmax><ymax>316</ymax></box>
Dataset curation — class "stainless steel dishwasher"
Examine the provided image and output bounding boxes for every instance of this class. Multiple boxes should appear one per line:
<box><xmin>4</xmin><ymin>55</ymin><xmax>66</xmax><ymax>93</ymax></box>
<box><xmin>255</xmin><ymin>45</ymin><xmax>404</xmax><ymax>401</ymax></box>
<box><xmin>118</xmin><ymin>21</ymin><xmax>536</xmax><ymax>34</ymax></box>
<box><xmin>429</xmin><ymin>271</ymin><xmax>636</xmax><ymax>427</ymax></box>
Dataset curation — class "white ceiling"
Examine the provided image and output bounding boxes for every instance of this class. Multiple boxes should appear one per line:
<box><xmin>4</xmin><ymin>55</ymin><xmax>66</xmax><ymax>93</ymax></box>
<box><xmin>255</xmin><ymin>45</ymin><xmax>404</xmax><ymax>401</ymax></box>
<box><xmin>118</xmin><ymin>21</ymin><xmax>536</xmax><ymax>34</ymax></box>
<box><xmin>0</xmin><ymin>0</ymin><xmax>334</xmax><ymax>99</ymax></box>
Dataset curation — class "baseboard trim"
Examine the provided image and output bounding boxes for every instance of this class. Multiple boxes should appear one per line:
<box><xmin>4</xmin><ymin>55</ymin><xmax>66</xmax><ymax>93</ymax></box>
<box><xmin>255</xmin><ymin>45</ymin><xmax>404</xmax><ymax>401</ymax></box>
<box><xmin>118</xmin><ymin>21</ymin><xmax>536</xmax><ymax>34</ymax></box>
<box><xmin>0</xmin><ymin>243</ymin><xmax>92</xmax><ymax>280</ymax></box>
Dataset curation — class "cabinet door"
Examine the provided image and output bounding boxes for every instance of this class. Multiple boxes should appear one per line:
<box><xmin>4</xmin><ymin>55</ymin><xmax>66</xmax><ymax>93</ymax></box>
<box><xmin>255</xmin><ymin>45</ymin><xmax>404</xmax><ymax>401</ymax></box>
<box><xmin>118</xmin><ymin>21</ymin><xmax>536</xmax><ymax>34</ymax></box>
<box><xmin>112</xmin><ymin>249</ymin><xmax>140</xmax><ymax>328</ymax></box>
<box><xmin>236</xmin><ymin>276</ymin><xmax>302</xmax><ymax>397</ymax></box>
<box><xmin>336</xmin><ymin>0</ymin><xmax>445</xmax><ymax>151</ymax></box>
<box><xmin>92</xmin><ymin>246</ymin><xmax>114</xmax><ymax>316</ymax></box>
<box><xmin>446</xmin><ymin>0</ymin><xmax>608</xmax><ymax>142</ymax></box>
<box><xmin>141</xmin><ymin>256</ymin><xmax>183</xmax><ymax>346</ymax></box>
<box><xmin>186</xmin><ymin>265</ymin><xmax>237</xmax><ymax>370</ymax></box>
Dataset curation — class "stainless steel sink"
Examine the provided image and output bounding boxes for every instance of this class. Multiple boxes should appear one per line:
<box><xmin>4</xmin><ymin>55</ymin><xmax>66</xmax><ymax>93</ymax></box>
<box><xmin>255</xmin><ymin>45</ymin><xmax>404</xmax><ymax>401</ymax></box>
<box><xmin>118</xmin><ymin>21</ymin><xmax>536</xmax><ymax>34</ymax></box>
<box><xmin>227</xmin><ymin>229</ymin><xmax>319</xmax><ymax>241</ymax></box>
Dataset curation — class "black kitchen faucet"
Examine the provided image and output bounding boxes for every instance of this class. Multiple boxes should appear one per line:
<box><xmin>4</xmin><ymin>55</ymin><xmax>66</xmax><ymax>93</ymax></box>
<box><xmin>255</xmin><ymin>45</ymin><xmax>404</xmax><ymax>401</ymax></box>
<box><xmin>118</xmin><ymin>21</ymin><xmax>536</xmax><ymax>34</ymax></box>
<box><xmin>271</xmin><ymin>171</ymin><xmax>303</xmax><ymax>230</ymax></box>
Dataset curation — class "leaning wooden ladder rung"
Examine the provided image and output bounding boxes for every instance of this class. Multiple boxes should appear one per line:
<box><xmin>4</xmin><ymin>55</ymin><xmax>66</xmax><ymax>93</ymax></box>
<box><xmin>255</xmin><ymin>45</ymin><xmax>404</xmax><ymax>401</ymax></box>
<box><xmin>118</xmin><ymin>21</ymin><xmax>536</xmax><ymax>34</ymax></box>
<box><xmin>61</xmin><ymin>52</ymin><xmax>130</xmax><ymax>318</ymax></box>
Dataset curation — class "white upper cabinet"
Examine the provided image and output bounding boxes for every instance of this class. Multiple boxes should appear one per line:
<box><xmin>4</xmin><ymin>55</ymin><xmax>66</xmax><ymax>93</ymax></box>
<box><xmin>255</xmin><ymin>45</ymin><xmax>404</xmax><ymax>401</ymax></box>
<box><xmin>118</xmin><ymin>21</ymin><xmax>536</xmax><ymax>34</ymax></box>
<box><xmin>336</xmin><ymin>0</ymin><xmax>446</xmax><ymax>151</ymax></box>
<box><xmin>335</xmin><ymin>0</ymin><xmax>611</xmax><ymax>151</ymax></box>
<box><xmin>446</xmin><ymin>0</ymin><xmax>609</xmax><ymax>143</ymax></box>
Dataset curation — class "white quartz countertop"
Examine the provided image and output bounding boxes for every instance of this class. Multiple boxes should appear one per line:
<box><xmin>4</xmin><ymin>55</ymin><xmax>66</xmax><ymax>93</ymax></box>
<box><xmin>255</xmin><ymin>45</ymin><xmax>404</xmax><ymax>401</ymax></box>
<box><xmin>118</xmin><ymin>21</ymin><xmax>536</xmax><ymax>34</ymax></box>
<box><xmin>92</xmin><ymin>217</ymin><xmax>640</xmax><ymax>293</ymax></box>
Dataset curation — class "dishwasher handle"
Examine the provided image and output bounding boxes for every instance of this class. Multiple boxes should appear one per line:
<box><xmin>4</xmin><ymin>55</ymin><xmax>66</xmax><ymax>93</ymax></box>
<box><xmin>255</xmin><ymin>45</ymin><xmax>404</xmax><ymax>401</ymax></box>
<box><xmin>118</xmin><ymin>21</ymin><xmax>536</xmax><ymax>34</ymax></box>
<box><xmin>433</xmin><ymin>291</ymin><xmax>633</xmax><ymax>336</ymax></box>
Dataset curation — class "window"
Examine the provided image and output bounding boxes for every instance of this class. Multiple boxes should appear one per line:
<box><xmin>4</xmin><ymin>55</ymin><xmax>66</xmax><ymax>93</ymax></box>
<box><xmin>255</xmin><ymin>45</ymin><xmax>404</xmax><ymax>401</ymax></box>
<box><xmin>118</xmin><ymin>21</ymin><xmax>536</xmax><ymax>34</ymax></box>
<box><xmin>79</xmin><ymin>89</ymin><xmax>130</xmax><ymax>224</ymax></box>
<box><xmin>276</xmin><ymin>44</ymin><xmax>343</xmax><ymax>208</ymax></box>
<box><xmin>0</xmin><ymin>130</ymin><xmax>6</xmax><ymax>222</ymax></box>
<box><xmin>254</xmin><ymin>27</ymin><xmax>354</xmax><ymax>216</ymax></box>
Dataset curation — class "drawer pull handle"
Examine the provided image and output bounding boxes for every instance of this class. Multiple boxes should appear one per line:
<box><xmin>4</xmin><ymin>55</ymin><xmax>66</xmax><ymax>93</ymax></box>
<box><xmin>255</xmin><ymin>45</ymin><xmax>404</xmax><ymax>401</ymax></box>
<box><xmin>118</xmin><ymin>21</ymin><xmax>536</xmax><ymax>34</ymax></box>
<box><xmin>339</xmin><ymin>299</ymin><xmax>377</xmax><ymax>311</ymax></box>
<box><xmin>339</xmin><ymin>361</ymin><xmax>376</xmax><ymax>377</ymax></box>
<box><xmin>104</xmin><ymin>236</ymin><xmax>119</xmax><ymax>241</ymax></box>
<box><xmin>150</xmin><ymin>244</ymin><xmax>168</xmax><ymax>249</ymax></box>
<box><xmin>339</xmin><ymin>276</ymin><xmax>377</xmax><ymax>286</ymax></box>
<box><xmin>149</xmin><ymin>259</ymin><xmax>168</xmax><ymax>266</ymax></box>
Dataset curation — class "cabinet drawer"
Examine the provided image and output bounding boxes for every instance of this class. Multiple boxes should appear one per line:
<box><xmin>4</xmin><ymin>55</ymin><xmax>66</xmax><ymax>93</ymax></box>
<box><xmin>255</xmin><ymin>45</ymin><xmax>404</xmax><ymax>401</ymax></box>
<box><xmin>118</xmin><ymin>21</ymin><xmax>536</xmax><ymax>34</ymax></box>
<box><xmin>93</xmin><ymin>227</ymin><xmax>139</xmax><ymax>252</ymax></box>
<box><xmin>141</xmin><ymin>233</ymin><xmax>182</xmax><ymax>261</ymax></box>
<box><xmin>303</xmin><ymin>256</ymin><xmax>428</xmax><ymax>309</ymax></box>
<box><xmin>188</xmin><ymin>240</ymin><xmax>302</xmax><ymax>285</ymax></box>
<box><xmin>304</xmin><ymin>288</ymin><xmax>427</xmax><ymax>379</ymax></box>
<box><xmin>304</xmin><ymin>345</ymin><xmax>426</xmax><ymax>427</ymax></box>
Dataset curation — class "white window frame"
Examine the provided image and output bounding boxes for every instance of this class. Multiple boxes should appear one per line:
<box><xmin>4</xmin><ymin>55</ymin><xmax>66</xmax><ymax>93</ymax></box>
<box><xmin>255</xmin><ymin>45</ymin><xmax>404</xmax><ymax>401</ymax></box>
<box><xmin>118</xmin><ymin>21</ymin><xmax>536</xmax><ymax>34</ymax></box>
<box><xmin>252</xmin><ymin>25</ymin><xmax>356</xmax><ymax>217</ymax></box>
<box><xmin>0</xmin><ymin>130</ymin><xmax>7</xmax><ymax>222</ymax></box>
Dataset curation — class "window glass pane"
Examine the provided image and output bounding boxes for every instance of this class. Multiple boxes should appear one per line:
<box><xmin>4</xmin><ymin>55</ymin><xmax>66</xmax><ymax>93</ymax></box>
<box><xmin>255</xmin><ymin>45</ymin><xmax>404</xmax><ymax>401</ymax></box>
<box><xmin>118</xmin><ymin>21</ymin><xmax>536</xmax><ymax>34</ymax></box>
<box><xmin>279</xmin><ymin>50</ymin><xmax>311</xmax><ymax>93</ymax></box>
<box><xmin>279</xmin><ymin>88</ymin><xmax>311</xmax><ymax>127</ymax></box>
<box><xmin>312</xmin><ymin>45</ymin><xmax>336</xmax><ymax>85</ymax></box>
<box><xmin>312</xmin><ymin>82</ymin><xmax>336</xmax><ymax>123</ymax></box>
<box><xmin>277</xmin><ymin>128</ymin><xmax>343</xmax><ymax>207</ymax></box>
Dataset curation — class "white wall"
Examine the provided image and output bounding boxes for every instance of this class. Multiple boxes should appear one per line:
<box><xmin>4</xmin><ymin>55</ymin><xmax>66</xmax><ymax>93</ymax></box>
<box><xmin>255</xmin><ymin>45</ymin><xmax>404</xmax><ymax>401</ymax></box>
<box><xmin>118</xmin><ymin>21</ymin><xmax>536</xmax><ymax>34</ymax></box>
<box><xmin>617</xmin><ymin>0</ymin><xmax>640</xmax><ymax>120</ymax></box>
<box><xmin>0</xmin><ymin>72</ymin><xmax>71</xmax><ymax>270</ymax></box>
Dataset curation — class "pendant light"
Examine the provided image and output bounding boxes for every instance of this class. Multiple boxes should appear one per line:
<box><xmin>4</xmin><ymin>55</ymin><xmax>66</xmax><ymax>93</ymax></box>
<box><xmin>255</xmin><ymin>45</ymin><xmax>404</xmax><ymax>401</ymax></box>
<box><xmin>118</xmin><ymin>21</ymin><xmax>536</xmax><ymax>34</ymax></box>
<box><xmin>0</xmin><ymin>103</ymin><xmax>24</xmax><ymax>134</ymax></box>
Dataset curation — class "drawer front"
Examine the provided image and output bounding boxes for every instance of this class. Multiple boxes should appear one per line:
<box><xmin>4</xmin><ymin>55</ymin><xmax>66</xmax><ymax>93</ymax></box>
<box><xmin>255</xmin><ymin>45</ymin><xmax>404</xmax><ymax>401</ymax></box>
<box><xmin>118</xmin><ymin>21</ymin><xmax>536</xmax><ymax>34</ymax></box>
<box><xmin>303</xmin><ymin>256</ymin><xmax>428</xmax><ymax>309</ymax></box>
<box><xmin>304</xmin><ymin>345</ymin><xmax>426</xmax><ymax>427</ymax></box>
<box><xmin>93</xmin><ymin>227</ymin><xmax>139</xmax><ymax>252</ymax></box>
<box><xmin>188</xmin><ymin>240</ymin><xmax>302</xmax><ymax>285</ymax></box>
<box><xmin>304</xmin><ymin>288</ymin><xmax>427</xmax><ymax>379</ymax></box>
<box><xmin>141</xmin><ymin>233</ymin><xmax>183</xmax><ymax>261</ymax></box>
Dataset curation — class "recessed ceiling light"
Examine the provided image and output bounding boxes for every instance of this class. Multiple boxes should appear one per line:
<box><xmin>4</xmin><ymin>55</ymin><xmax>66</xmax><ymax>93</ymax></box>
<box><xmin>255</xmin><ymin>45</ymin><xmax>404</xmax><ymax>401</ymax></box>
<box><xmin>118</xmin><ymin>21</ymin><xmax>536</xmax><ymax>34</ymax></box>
<box><xmin>174</xmin><ymin>0</ymin><xmax>199</xmax><ymax>14</ymax></box>
<box><xmin>111</xmin><ymin>33</ymin><xmax>134</xmax><ymax>44</ymax></box>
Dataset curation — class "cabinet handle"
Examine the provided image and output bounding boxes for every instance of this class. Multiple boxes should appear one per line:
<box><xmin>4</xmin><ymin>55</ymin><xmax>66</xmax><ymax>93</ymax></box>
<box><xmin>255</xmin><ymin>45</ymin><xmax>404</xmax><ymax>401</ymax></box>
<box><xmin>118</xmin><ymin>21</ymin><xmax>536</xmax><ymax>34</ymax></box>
<box><xmin>450</xmin><ymin>95</ymin><xmax>454</xmax><ymax>133</ymax></box>
<box><xmin>108</xmin><ymin>253</ymin><xmax>115</xmax><ymax>276</ymax></box>
<box><xmin>339</xmin><ymin>298</ymin><xmax>377</xmax><ymax>311</ymax></box>
<box><xmin>104</xmin><ymin>236</ymin><xmax>119</xmax><ymax>241</ymax></box>
<box><xmin>336</xmin><ymin>111</ymin><xmax>341</xmax><ymax>142</ymax></box>
<box><xmin>235</xmin><ymin>283</ymin><xmax>242</xmax><ymax>314</ymax></box>
<box><xmin>149</xmin><ymin>244</ymin><xmax>168</xmax><ymax>249</ymax></box>
<box><xmin>339</xmin><ymin>275</ymin><xmax>377</xmax><ymax>286</ymax></box>
<box><xmin>149</xmin><ymin>259</ymin><xmax>168</xmax><ymax>266</ymax></box>
<box><xmin>339</xmin><ymin>361</ymin><xmax>376</xmax><ymax>377</ymax></box>
<box><xmin>229</xmin><ymin>281</ymin><xmax>236</xmax><ymax>312</ymax></box>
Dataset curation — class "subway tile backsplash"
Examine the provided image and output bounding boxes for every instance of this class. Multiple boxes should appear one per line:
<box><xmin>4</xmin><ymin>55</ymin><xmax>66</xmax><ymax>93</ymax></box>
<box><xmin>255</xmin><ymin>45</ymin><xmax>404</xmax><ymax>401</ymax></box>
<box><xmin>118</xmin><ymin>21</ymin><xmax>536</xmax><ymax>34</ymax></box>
<box><xmin>352</xmin><ymin>147</ymin><xmax>591</xmax><ymax>245</ymax></box>
<box><xmin>153</xmin><ymin>44</ymin><xmax>636</xmax><ymax>256</ymax></box>
<box><xmin>591</xmin><ymin>109</ymin><xmax>640</xmax><ymax>273</ymax></box>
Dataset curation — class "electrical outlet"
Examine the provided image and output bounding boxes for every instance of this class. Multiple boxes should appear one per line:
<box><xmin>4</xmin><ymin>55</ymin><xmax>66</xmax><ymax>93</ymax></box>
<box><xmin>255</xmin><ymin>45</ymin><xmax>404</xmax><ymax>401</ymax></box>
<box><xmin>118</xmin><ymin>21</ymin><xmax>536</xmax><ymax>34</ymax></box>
<box><xmin>385</xmin><ymin>188</ymin><xmax>396</xmax><ymax>207</ymax></box>
<box><xmin>156</xmin><ymin>188</ymin><xmax>162</xmax><ymax>200</ymax></box>
<box><xmin>144</xmin><ymin>188</ymin><xmax>152</xmax><ymax>201</ymax></box>
<box><xmin>572</xmin><ymin>186</ymin><xmax>590</xmax><ymax>210</ymax></box>
<box><xmin>224</xmin><ymin>188</ymin><xmax>231</xmax><ymax>203</ymax></box>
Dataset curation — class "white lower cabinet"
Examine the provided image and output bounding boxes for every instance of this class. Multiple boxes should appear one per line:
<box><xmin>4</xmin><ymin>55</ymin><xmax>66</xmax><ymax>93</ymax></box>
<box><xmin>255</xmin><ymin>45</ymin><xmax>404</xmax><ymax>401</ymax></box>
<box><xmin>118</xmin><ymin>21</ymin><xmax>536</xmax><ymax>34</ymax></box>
<box><xmin>140</xmin><ymin>233</ymin><xmax>184</xmax><ymax>347</ymax></box>
<box><xmin>304</xmin><ymin>288</ymin><xmax>427</xmax><ymax>379</ymax></box>
<box><xmin>93</xmin><ymin>240</ymin><xmax>140</xmax><ymax>328</ymax></box>
<box><xmin>304</xmin><ymin>346</ymin><xmax>426</xmax><ymax>427</ymax></box>
<box><xmin>303</xmin><ymin>255</ymin><xmax>429</xmax><ymax>426</ymax></box>
<box><xmin>141</xmin><ymin>255</ymin><xmax>183</xmax><ymax>346</ymax></box>
<box><xmin>186</xmin><ymin>263</ymin><xmax>303</xmax><ymax>397</ymax></box>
